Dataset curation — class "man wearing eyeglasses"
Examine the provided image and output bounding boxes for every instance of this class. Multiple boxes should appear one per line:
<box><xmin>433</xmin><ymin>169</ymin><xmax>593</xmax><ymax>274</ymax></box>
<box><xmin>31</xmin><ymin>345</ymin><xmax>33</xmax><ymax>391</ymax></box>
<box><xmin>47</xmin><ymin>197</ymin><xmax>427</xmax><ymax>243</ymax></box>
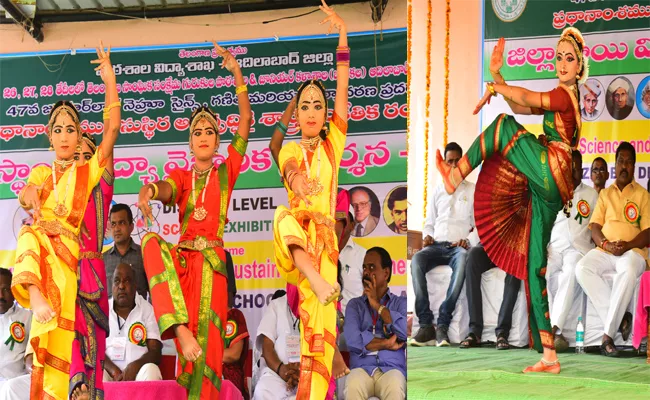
<box><xmin>351</xmin><ymin>188</ymin><xmax>379</xmax><ymax>237</ymax></box>
<box><xmin>576</xmin><ymin>142</ymin><xmax>649</xmax><ymax>357</ymax></box>
<box><xmin>105</xmin><ymin>204</ymin><xmax>149</xmax><ymax>299</ymax></box>
<box><xmin>590</xmin><ymin>157</ymin><xmax>609</xmax><ymax>194</ymax></box>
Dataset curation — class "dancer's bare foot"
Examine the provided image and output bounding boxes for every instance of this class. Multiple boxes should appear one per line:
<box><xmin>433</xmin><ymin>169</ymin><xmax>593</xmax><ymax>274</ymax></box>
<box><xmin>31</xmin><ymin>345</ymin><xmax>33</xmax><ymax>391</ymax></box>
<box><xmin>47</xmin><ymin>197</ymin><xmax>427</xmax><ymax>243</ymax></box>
<box><xmin>71</xmin><ymin>384</ymin><xmax>89</xmax><ymax>400</ymax></box>
<box><xmin>29</xmin><ymin>288</ymin><xmax>56</xmax><ymax>324</ymax></box>
<box><xmin>435</xmin><ymin>150</ymin><xmax>462</xmax><ymax>195</ymax></box>
<box><xmin>523</xmin><ymin>358</ymin><xmax>561</xmax><ymax>374</ymax></box>
<box><xmin>332</xmin><ymin>346</ymin><xmax>350</xmax><ymax>379</ymax></box>
<box><xmin>174</xmin><ymin>325</ymin><xmax>202</xmax><ymax>362</ymax></box>
<box><xmin>307</xmin><ymin>273</ymin><xmax>338</xmax><ymax>305</ymax></box>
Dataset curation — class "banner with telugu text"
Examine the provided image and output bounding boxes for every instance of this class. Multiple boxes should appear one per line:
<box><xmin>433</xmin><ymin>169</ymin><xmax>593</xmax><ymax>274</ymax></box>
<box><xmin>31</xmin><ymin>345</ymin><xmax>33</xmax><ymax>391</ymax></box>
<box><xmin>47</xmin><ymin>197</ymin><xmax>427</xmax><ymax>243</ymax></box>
<box><xmin>482</xmin><ymin>0</ymin><xmax>649</xmax><ymax>190</ymax></box>
<box><xmin>0</xmin><ymin>31</ymin><xmax>407</xmax><ymax>342</ymax></box>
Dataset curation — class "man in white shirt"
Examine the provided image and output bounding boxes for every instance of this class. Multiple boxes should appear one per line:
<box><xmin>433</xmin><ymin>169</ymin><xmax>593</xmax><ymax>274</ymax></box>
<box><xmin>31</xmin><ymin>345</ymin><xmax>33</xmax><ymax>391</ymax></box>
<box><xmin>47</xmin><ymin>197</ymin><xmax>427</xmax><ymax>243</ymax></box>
<box><xmin>0</xmin><ymin>268</ymin><xmax>32</xmax><ymax>390</ymax></box>
<box><xmin>351</xmin><ymin>187</ymin><xmax>380</xmax><ymax>237</ymax></box>
<box><xmin>0</xmin><ymin>342</ymin><xmax>32</xmax><ymax>400</ymax></box>
<box><xmin>253</xmin><ymin>291</ymin><xmax>300</xmax><ymax>400</ymax></box>
<box><xmin>104</xmin><ymin>263</ymin><xmax>162</xmax><ymax>382</ymax></box>
<box><xmin>411</xmin><ymin>143</ymin><xmax>477</xmax><ymax>347</ymax></box>
<box><xmin>546</xmin><ymin>150</ymin><xmax>599</xmax><ymax>351</ymax></box>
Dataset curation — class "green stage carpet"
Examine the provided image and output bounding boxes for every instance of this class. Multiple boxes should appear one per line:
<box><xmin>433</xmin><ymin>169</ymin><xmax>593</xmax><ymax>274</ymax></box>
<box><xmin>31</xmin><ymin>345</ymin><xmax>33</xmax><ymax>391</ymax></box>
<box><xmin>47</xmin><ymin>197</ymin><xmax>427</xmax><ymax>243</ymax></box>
<box><xmin>407</xmin><ymin>346</ymin><xmax>650</xmax><ymax>399</ymax></box>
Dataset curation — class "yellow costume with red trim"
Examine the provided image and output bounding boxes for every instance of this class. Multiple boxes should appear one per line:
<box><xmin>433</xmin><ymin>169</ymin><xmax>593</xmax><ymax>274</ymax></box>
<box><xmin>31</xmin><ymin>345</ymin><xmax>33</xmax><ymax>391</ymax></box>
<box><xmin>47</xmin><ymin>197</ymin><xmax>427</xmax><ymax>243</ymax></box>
<box><xmin>273</xmin><ymin>112</ymin><xmax>347</xmax><ymax>400</ymax></box>
<box><xmin>12</xmin><ymin>143</ymin><xmax>107</xmax><ymax>400</ymax></box>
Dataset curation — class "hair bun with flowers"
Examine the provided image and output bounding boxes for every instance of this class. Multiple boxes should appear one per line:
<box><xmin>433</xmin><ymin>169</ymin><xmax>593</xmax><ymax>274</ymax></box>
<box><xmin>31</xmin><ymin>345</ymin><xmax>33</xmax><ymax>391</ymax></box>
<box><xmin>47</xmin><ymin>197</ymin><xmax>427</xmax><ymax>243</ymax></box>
<box><xmin>558</xmin><ymin>27</ymin><xmax>589</xmax><ymax>84</ymax></box>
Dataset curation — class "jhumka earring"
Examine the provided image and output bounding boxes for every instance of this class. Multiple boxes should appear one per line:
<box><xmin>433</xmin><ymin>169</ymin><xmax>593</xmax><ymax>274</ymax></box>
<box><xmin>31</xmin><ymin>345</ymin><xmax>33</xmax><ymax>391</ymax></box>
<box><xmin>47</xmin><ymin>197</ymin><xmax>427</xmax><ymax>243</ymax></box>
<box><xmin>76</xmin><ymin>143</ymin><xmax>82</xmax><ymax>153</ymax></box>
<box><xmin>49</xmin><ymin>145</ymin><xmax>54</xmax><ymax>151</ymax></box>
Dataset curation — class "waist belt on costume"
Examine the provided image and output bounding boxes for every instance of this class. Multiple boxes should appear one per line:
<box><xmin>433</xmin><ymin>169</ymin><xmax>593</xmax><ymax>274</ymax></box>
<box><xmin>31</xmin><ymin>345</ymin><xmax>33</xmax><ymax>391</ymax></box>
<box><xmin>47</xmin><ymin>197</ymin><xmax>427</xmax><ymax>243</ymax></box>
<box><xmin>178</xmin><ymin>237</ymin><xmax>223</xmax><ymax>252</ymax></box>
<box><xmin>36</xmin><ymin>220</ymin><xmax>79</xmax><ymax>244</ymax></box>
<box><xmin>79</xmin><ymin>251</ymin><xmax>103</xmax><ymax>260</ymax></box>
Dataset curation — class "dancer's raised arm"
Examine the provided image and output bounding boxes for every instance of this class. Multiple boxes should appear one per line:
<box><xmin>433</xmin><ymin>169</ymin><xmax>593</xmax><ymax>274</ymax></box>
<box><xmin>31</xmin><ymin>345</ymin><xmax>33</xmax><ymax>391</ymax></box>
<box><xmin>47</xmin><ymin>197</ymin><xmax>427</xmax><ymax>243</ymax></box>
<box><xmin>91</xmin><ymin>42</ymin><xmax>120</xmax><ymax>158</ymax></box>
<box><xmin>214</xmin><ymin>41</ymin><xmax>252</xmax><ymax>142</ymax></box>
<box><xmin>489</xmin><ymin>38</ymin><xmax>535</xmax><ymax>116</ymax></box>
<box><xmin>320</xmin><ymin>0</ymin><xmax>348</xmax><ymax>121</ymax></box>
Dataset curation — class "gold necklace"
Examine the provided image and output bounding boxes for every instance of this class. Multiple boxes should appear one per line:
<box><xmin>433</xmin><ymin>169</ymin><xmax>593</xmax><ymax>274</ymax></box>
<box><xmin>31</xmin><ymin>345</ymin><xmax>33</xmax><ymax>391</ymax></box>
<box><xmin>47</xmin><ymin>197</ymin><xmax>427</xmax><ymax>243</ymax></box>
<box><xmin>51</xmin><ymin>161</ymin><xmax>76</xmax><ymax>217</ymax></box>
<box><xmin>300</xmin><ymin>144</ymin><xmax>323</xmax><ymax>196</ymax></box>
<box><xmin>191</xmin><ymin>164</ymin><xmax>214</xmax><ymax>221</ymax></box>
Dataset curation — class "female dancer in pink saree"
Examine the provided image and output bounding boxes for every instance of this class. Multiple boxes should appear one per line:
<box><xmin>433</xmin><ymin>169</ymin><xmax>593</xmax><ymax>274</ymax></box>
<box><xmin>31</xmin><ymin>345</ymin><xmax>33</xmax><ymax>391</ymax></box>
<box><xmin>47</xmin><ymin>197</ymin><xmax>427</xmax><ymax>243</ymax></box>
<box><xmin>70</xmin><ymin>132</ymin><xmax>115</xmax><ymax>400</ymax></box>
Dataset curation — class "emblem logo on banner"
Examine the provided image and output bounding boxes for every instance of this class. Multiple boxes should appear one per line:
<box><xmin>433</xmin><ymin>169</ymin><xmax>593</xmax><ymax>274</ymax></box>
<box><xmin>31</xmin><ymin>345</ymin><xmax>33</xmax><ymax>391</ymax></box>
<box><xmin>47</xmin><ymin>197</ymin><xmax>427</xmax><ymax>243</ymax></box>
<box><xmin>492</xmin><ymin>0</ymin><xmax>527</xmax><ymax>22</ymax></box>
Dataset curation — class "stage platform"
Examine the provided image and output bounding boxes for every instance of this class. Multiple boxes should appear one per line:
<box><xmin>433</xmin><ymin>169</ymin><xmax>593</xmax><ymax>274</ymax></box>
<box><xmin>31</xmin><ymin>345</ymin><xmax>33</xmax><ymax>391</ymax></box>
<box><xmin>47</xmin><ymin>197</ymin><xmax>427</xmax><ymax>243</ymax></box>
<box><xmin>407</xmin><ymin>345</ymin><xmax>650</xmax><ymax>399</ymax></box>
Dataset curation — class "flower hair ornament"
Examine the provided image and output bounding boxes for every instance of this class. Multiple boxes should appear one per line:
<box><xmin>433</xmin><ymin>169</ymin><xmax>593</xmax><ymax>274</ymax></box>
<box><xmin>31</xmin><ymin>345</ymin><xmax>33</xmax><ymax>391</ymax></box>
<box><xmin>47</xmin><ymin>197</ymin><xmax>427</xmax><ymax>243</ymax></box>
<box><xmin>557</xmin><ymin>27</ymin><xmax>589</xmax><ymax>84</ymax></box>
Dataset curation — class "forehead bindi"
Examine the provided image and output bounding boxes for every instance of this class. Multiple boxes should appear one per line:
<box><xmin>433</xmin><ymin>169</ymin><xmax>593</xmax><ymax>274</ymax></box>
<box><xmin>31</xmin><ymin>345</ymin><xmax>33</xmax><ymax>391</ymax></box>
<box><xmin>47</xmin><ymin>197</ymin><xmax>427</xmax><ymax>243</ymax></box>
<box><xmin>557</xmin><ymin>42</ymin><xmax>575</xmax><ymax>57</ymax></box>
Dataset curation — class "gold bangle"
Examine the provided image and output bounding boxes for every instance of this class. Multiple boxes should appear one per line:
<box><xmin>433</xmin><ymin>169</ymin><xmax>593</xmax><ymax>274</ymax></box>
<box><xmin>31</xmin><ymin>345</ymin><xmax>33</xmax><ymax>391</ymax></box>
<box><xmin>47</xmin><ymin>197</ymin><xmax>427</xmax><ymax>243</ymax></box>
<box><xmin>487</xmin><ymin>82</ymin><xmax>497</xmax><ymax>97</ymax></box>
<box><xmin>149</xmin><ymin>183</ymin><xmax>159</xmax><ymax>200</ymax></box>
<box><xmin>235</xmin><ymin>85</ymin><xmax>248</xmax><ymax>95</ymax></box>
<box><xmin>103</xmin><ymin>101</ymin><xmax>122</xmax><ymax>113</ymax></box>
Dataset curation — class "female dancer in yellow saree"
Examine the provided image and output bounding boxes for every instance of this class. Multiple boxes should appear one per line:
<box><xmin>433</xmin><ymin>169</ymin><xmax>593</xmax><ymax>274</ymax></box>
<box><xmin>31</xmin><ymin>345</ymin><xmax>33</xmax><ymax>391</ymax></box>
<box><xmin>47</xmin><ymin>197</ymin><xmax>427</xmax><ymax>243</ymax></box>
<box><xmin>12</xmin><ymin>43</ymin><xmax>120</xmax><ymax>399</ymax></box>
<box><xmin>272</xmin><ymin>2</ymin><xmax>350</xmax><ymax>398</ymax></box>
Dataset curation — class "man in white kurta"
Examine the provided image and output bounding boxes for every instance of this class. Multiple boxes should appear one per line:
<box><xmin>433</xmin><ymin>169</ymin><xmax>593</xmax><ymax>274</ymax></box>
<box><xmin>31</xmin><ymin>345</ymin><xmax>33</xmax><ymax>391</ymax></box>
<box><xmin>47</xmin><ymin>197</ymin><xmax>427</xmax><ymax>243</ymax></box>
<box><xmin>105</xmin><ymin>264</ymin><xmax>163</xmax><ymax>381</ymax></box>
<box><xmin>0</xmin><ymin>342</ymin><xmax>32</xmax><ymax>400</ymax></box>
<box><xmin>411</xmin><ymin>143</ymin><xmax>477</xmax><ymax>347</ymax></box>
<box><xmin>546</xmin><ymin>151</ymin><xmax>599</xmax><ymax>351</ymax></box>
<box><xmin>0</xmin><ymin>343</ymin><xmax>34</xmax><ymax>400</ymax></box>
<box><xmin>0</xmin><ymin>269</ymin><xmax>32</xmax><ymax>391</ymax></box>
<box><xmin>253</xmin><ymin>293</ymin><xmax>300</xmax><ymax>400</ymax></box>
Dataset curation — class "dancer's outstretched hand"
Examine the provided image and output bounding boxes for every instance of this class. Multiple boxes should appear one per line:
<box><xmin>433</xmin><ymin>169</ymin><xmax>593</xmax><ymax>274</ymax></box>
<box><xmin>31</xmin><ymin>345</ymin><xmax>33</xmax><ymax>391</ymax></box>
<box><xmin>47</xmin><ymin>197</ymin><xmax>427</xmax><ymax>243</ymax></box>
<box><xmin>91</xmin><ymin>41</ymin><xmax>116</xmax><ymax>87</ymax></box>
<box><xmin>490</xmin><ymin>37</ymin><xmax>505</xmax><ymax>75</ymax></box>
<box><xmin>290</xmin><ymin>174</ymin><xmax>313</xmax><ymax>208</ymax></box>
<box><xmin>213</xmin><ymin>42</ymin><xmax>239</xmax><ymax>73</ymax></box>
<box><xmin>319</xmin><ymin>0</ymin><xmax>346</xmax><ymax>34</ymax></box>
<box><xmin>473</xmin><ymin>90</ymin><xmax>493</xmax><ymax>115</ymax></box>
<box><xmin>137</xmin><ymin>185</ymin><xmax>155</xmax><ymax>227</ymax></box>
<box><xmin>21</xmin><ymin>184</ymin><xmax>42</xmax><ymax>220</ymax></box>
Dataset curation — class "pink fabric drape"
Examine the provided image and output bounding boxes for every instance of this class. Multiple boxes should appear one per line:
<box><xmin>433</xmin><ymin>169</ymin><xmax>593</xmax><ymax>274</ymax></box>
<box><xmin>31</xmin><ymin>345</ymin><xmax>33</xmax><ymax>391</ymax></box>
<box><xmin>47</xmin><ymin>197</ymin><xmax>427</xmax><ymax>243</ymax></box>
<box><xmin>633</xmin><ymin>271</ymin><xmax>650</xmax><ymax>349</ymax></box>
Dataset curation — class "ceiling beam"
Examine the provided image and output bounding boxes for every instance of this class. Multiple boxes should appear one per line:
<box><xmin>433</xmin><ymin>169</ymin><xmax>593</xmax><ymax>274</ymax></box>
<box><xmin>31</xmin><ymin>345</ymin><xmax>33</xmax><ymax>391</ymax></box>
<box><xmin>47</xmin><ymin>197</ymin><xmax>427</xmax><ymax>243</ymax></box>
<box><xmin>0</xmin><ymin>0</ymin><xmax>43</xmax><ymax>41</ymax></box>
<box><xmin>45</xmin><ymin>0</ymin><xmax>61</xmax><ymax>12</ymax></box>
<box><xmin>68</xmin><ymin>0</ymin><xmax>82</xmax><ymax>10</ymax></box>
<box><xmin>0</xmin><ymin>0</ymin><xmax>366</xmax><ymax>23</ymax></box>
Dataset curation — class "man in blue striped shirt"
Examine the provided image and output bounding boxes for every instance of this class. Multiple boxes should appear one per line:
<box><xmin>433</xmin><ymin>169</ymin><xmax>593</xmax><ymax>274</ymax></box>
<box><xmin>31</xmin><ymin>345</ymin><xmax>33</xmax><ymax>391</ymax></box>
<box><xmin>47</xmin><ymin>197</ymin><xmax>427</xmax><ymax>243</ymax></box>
<box><xmin>343</xmin><ymin>247</ymin><xmax>406</xmax><ymax>400</ymax></box>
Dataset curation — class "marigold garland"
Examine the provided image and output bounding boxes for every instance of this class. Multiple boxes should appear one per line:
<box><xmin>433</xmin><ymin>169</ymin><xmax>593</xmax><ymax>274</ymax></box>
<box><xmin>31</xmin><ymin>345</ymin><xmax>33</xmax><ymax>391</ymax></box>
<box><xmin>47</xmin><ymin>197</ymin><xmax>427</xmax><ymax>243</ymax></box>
<box><xmin>423</xmin><ymin>0</ymin><xmax>432</xmax><ymax>221</ymax></box>
<box><xmin>443</xmin><ymin>0</ymin><xmax>450</xmax><ymax>148</ymax></box>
